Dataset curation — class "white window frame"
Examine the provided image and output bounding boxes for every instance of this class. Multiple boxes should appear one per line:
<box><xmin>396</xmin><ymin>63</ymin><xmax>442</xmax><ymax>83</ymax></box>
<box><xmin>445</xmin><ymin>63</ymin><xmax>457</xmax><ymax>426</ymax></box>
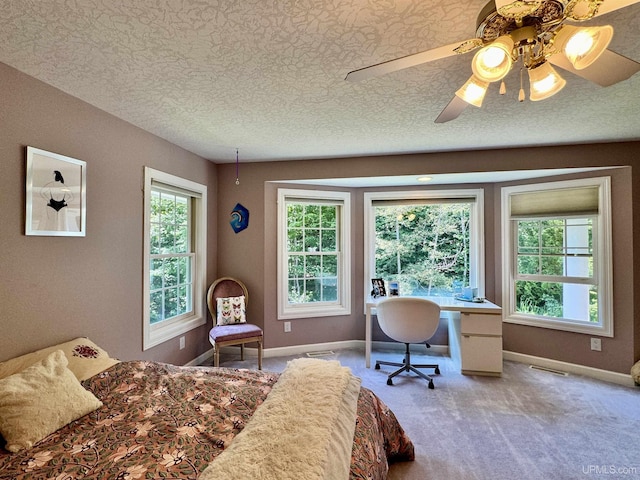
<box><xmin>364</xmin><ymin>189</ymin><xmax>485</xmax><ymax>305</ymax></box>
<box><xmin>143</xmin><ymin>167</ymin><xmax>207</xmax><ymax>350</ymax></box>
<box><xmin>277</xmin><ymin>188</ymin><xmax>351</xmax><ymax>320</ymax></box>
<box><xmin>501</xmin><ymin>177</ymin><xmax>613</xmax><ymax>336</ymax></box>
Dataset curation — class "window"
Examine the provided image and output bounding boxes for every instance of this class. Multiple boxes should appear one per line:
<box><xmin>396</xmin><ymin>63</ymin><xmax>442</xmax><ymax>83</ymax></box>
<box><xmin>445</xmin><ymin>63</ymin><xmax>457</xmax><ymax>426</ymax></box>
<box><xmin>364</xmin><ymin>189</ymin><xmax>484</xmax><ymax>298</ymax></box>
<box><xmin>277</xmin><ymin>189</ymin><xmax>351</xmax><ymax>319</ymax></box>
<box><xmin>501</xmin><ymin>177</ymin><xmax>612</xmax><ymax>336</ymax></box>
<box><xmin>143</xmin><ymin>167</ymin><xmax>207</xmax><ymax>350</ymax></box>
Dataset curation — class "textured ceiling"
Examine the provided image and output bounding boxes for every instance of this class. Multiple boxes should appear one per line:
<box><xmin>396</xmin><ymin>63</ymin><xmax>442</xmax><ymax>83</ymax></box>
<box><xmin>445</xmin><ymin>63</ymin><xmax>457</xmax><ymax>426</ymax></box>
<box><xmin>1</xmin><ymin>0</ymin><xmax>639</xmax><ymax>163</ymax></box>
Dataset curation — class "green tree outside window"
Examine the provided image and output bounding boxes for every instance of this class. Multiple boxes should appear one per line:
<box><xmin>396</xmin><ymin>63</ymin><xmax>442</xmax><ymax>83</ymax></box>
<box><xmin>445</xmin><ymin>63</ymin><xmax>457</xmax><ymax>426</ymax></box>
<box><xmin>374</xmin><ymin>203</ymin><xmax>471</xmax><ymax>296</ymax></box>
<box><xmin>286</xmin><ymin>203</ymin><xmax>339</xmax><ymax>304</ymax></box>
<box><xmin>149</xmin><ymin>190</ymin><xmax>193</xmax><ymax>324</ymax></box>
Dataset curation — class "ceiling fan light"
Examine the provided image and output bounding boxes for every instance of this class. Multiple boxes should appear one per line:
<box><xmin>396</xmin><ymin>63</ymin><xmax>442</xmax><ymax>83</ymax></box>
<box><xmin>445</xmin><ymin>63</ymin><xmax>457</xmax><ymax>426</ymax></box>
<box><xmin>528</xmin><ymin>62</ymin><xmax>566</xmax><ymax>101</ymax></box>
<box><xmin>554</xmin><ymin>25</ymin><xmax>613</xmax><ymax>70</ymax></box>
<box><xmin>472</xmin><ymin>36</ymin><xmax>514</xmax><ymax>82</ymax></box>
<box><xmin>455</xmin><ymin>76</ymin><xmax>489</xmax><ymax>107</ymax></box>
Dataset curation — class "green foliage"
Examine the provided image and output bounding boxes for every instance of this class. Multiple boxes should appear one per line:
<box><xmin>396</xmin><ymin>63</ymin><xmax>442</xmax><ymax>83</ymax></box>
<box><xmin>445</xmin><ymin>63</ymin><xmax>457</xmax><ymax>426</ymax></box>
<box><xmin>374</xmin><ymin>204</ymin><xmax>471</xmax><ymax>296</ymax></box>
<box><xmin>286</xmin><ymin>203</ymin><xmax>339</xmax><ymax>303</ymax></box>
<box><xmin>516</xmin><ymin>280</ymin><xmax>598</xmax><ymax>322</ymax></box>
<box><xmin>516</xmin><ymin>281</ymin><xmax>563</xmax><ymax>317</ymax></box>
<box><xmin>517</xmin><ymin>220</ymin><xmax>566</xmax><ymax>276</ymax></box>
<box><xmin>149</xmin><ymin>190</ymin><xmax>193</xmax><ymax>324</ymax></box>
<box><xmin>515</xmin><ymin>218</ymin><xmax>597</xmax><ymax>322</ymax></box>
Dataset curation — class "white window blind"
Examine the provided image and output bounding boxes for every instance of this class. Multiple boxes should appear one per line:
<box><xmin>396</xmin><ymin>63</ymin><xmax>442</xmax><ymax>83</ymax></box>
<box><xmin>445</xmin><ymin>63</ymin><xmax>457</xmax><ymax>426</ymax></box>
<box><xmin>510</xmin><ymin>186</ymin><xmax>599</xmax><ymax>218</ymax></box>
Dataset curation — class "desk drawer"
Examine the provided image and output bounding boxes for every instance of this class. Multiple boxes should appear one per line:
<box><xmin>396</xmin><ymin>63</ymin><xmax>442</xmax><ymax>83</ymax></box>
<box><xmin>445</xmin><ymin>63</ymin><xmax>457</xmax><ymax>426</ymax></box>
<box><xmin>461</xmin><ymin>335</ymin><xmax>503</xmax><ymax>373</ymax></box>
<box><xmin>460</xmin><ymin>313</ymin><xmax>502</xmax><ymax>336</ymax></box>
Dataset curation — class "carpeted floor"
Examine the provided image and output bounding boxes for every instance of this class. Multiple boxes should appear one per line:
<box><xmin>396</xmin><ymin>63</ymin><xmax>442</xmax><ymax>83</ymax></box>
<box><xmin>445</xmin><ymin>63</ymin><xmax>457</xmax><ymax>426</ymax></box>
<box><xmin>216</xmin><ymin>347</ymin><xmax>640</xmax><ymax>480</ymax></box>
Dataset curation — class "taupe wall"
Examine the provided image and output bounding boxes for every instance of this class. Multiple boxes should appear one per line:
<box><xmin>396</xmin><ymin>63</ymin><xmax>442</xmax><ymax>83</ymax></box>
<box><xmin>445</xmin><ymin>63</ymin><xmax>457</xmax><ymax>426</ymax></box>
<box><xmin>217</xmin><ymin>149</ymin><xmax>639</xmax><ymax>374</ymax></box>
<box><xmin>0</xmin><ymin>62</ymin><xmax>217</xmax><ymax>364</ymax></box>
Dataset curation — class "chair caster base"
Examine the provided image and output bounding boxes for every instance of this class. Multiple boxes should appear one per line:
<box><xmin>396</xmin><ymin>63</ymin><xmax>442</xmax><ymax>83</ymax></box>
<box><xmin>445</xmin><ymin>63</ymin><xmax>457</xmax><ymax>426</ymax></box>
<box><xmin>435</xmin><ymin>366</ymin><xmax>440</xmax><ymax>375</ymax></box>
<box><xmin>387</xmin><ymin>378</ymin><xmax>393</xmax><ymax>386</ymax></box>
<box><xmin>375</xmin><ymin>363</ymin><xmax>381</xmax><ymax>370</ymax></box>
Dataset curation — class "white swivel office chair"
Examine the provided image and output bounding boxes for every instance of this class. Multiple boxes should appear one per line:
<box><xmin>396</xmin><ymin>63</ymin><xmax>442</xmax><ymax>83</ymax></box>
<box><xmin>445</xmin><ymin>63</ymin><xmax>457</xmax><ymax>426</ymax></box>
<box><xmin>374</xmin><ymin>297</ymin><xmax>442</xmax><ymax>389</ymax></box>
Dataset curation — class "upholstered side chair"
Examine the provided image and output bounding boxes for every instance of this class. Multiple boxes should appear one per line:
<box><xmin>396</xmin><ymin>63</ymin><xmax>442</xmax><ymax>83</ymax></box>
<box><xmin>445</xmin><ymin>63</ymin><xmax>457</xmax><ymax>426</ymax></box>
<box><xmin>207</xmin><ymin>277</ymin><xmax>263</xmax><ymax>370</ymax></box>
<box><xmin>374</xmin><ymin>297</ymin><xmax>441</xmax><ymax>389</ymax></box>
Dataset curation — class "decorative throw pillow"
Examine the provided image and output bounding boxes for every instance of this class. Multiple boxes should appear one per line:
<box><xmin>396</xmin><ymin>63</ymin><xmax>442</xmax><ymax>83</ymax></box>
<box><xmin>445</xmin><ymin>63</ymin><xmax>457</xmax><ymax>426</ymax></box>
<box><xmin>0</xmin><ymin>337</ymin><xmax>120</xmax><ymax>381</ymax></box>
<box><xmin>216</xmin><ymin>295</ymin><xmax>247</xmax><ymax>325</ymax></box>
<box><xmin>0</xmin><ymin>350</ymin><xmax>103</xmax><ymax>453</ymax></box>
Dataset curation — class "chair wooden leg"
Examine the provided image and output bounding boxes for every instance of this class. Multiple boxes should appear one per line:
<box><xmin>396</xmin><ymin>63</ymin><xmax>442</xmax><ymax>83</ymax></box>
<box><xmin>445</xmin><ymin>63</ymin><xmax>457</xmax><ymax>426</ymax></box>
<box><xmin>214</xmin><ymin>344</ymin><xmax>220</xmax><ymax>368</ymax></box>
<box><xmin>257</xmin><ymin>339</ymin><xmax>263</xmax><ymax>370</ymax></box>
<box><xmin>240</xmin><ymin>344</ymin><xmax>245</xmax><ymax>360</ymax></box>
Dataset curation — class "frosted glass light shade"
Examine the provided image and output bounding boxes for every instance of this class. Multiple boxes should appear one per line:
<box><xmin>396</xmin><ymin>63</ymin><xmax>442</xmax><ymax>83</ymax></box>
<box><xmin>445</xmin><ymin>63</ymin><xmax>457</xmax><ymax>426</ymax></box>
<box><xmin>554</xmin><ymin>25</ymin><xmax>613</xmax><ymax>70</ymax></box>
<box><xmin>472</xmin><ymin>36</ymin><xmax>514</xmax><ymax>82</ymax></box>
<box><xmin>528</xmin><ymin>62</ymin><xmax>566</xmax><ymax>101</ymax></box>
<box><xmin>455</xmin><ymin>76</ymin><xmax>490</xmax><ymax>107</ymax></box>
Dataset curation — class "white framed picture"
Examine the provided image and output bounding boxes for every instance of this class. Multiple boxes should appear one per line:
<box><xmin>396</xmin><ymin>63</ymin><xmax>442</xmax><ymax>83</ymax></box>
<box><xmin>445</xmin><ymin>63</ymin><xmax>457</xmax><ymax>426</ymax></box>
<box><xmin>25</xmin><ymin>146</ymin><xmax>86</xmax><ymax>237</ymax></box>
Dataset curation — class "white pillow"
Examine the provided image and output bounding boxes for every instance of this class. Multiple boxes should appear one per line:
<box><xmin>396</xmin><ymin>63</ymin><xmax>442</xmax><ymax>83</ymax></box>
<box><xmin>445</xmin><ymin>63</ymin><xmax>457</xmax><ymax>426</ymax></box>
<box><xmin>216</xmin><ymin>295</ymin><xmax>247</xmax><ymax>325</ymax></box>
<box><xmin>0</xmin><ymin>337</ymin><xmax>119</xmax><ymax>381</ymax></box>
<box><xmin>0</xmin><ymin>350</ymin><xmax>103</xmax><ymax>452</ymax></box>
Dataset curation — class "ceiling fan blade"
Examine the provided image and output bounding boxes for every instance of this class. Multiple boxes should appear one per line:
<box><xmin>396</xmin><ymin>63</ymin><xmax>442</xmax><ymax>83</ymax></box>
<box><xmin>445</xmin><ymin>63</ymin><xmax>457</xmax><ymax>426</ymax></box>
<box><xmin>345</xmin><ymin>39</ymin><xmax>480</xmax><ymax>82</ymax></box>
<box><xmin>434</xmin><ymin>96</ymin><xmax>469</xmax><ymax>123</ymax></box>
<box><xmin>593</xmin><ymin>0</ymin><xmax>640</xmax><ymax>17</ymax></box>
<box><xmin>549</xmin><ymin>49</ymin><xmax>640</xmax><ymax>86</ymax></box>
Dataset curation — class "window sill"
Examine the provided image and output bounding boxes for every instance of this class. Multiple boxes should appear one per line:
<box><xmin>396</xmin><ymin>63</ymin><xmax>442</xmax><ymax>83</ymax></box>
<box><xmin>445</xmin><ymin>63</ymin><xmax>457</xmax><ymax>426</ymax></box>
<box><xmin>144</xmin><ymin>314</ymin><xmax>206</xmax><ymax>350</ymax></box>
<box><xmin>278</xmin><ymin>304</ymin><xmax>351</xmax><ymax>320</ymax></box>
<box><xmin>504</xmin><ymin>314</ymin><xmax>612</xmax><ymax>337</ymax></box>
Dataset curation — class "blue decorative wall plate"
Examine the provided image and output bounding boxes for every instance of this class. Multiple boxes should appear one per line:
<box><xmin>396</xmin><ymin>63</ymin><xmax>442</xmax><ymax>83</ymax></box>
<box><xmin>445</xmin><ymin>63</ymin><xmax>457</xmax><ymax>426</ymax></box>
<box><xmin>230</xmin><ymin>203</ymin><xmax>249</xmax><ymax>233</ymax></box>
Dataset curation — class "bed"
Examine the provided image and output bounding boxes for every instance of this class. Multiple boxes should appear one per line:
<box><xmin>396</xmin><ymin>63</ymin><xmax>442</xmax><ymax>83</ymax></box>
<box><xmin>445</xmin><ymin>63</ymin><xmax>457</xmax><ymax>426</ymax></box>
<box><xmin>0</xmin><ymin>338</ymin><xmax>414</xmax><ymax>480</ymax></box>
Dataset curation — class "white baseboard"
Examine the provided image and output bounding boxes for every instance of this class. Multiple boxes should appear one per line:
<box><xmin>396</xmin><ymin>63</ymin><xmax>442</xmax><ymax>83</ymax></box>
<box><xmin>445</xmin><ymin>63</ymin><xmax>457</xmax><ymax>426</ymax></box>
<box><xmin>237</xmin><ymin>340</ymin><xmax>448</xmax><ymax>358</ymax></box>
<box><xmin>188</xmin><ymin>345</ymin><xmax>633</xmax><ymax>387</ymax></box>
<box><xmin>190</xmin><ymin>340</ymin><xmax>448</xmax><ymax>365</ymax></box>
<box><xmin>261</xmin><ymin>340</ymin><xmax>363</xmax><ymax>358</ymax></box>
<box><xmin>185</xmin><ymin>348</ymin><xmax>214</xmax><ymax>366</ymax></box>
<box><xmin>186</xmin><ymin>342</ymin><xmax>363</xmax><ymax>365</ymax></box>
<box><xmin>503</xmin><ymin>350</ymin><xmax>636</xmax><ymax>387</ymax></box>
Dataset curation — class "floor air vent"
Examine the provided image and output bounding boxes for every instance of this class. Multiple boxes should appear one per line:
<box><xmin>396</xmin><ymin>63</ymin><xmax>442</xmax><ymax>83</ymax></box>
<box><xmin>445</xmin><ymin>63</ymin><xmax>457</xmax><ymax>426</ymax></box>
<box><xmin>306</xmin><ymin>350</ymin><xmax>335</xmax><ymax>358</ymax></box>
<box><xmin>529</xmin><ymin>365</ymin><xmax>569</xmax><ymax>376</ymax></box>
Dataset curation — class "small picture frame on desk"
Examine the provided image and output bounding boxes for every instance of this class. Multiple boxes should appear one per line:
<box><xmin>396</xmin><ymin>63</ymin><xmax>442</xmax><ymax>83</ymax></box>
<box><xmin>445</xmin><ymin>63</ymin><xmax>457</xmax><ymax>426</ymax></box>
<box><xmin>388</xmin><ymin>281</ymin><xmax>399</xmax><ymax>297</ymax></box>
<box><xmin>371</xmin><ymin>278</ymin><xmax>386</xmax><ymax>298</ymax></box>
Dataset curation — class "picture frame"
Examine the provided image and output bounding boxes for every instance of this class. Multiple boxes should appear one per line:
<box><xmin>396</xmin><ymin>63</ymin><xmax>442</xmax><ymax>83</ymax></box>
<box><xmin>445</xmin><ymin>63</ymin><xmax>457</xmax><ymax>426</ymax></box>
<box><xmin>25</xmin><ymin>146</ymin><xmax>86</xmax><ymax>237</ymax></box>
<box><xmin>371</xmin><ymin>278</ymin><xmax>386</xmax><ymax>298</ymax></box>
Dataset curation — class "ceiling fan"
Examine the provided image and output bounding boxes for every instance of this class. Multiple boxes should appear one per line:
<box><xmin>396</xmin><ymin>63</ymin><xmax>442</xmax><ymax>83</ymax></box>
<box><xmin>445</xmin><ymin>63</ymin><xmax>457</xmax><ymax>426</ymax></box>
<box><xmin>345</xmin><ymin>0</ymin><xmax>640</xmax><ymax>123</ymax></box>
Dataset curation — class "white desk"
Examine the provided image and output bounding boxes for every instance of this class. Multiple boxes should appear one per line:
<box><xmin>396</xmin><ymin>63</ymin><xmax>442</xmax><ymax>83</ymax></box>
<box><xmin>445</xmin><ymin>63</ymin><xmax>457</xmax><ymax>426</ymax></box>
<box><xmin>365</xmin><ymin>296</ymin><xmax>503</xmax><ymax>375</ymax></box>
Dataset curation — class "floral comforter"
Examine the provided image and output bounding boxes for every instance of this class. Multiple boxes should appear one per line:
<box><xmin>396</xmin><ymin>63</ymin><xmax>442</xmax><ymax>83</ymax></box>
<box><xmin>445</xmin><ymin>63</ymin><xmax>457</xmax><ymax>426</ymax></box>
<box><xmin>0</xmin><ymin>361</ymin><xmax>414</xmax><ymax>479</ymax></box>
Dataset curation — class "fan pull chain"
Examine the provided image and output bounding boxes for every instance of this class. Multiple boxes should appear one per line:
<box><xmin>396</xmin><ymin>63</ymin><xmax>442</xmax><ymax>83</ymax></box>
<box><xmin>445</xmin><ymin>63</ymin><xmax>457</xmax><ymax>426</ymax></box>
<box><xmin>518</xmin><ymin>67</ymin><xmax>525</xmax><ymax>102</ymax></box>
<box><xmin>235</xmin><ymin>148</ymin><xmax>240</xmax><ymax>185</ymax></box>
